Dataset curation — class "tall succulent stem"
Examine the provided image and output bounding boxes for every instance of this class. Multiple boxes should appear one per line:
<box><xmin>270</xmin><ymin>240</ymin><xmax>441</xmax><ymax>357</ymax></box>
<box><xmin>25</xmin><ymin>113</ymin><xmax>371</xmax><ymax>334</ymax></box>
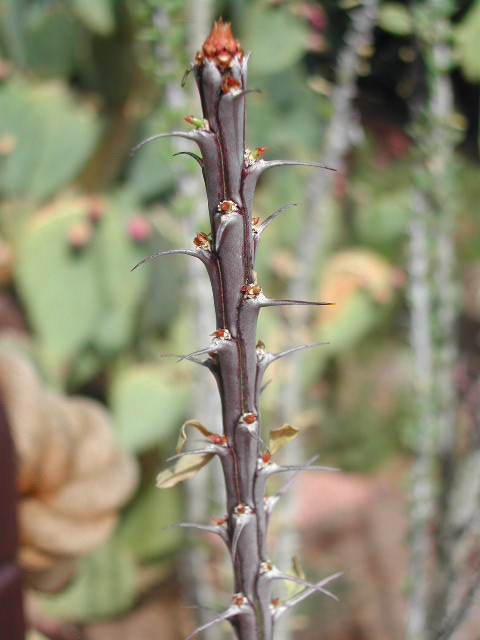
<box><xmin>136</xmin><ymin>21</ymin><xmax>338</xmax><ymax>639</ymax></box>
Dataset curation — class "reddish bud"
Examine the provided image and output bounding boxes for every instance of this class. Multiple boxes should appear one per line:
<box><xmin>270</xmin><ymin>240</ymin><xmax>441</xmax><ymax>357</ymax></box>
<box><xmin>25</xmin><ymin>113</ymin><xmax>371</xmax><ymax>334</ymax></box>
<box><xmin>271</xmin><ymin>598</ymin><xmax>280</xmax><ymax>608</ymax></box>
<box><xmin>243</xmin><ymin>413</ymin><xmax>256</xmax><ymax>425</ymax></box>
<box><xmin>212</xmin><ymin>517</ymin><xmax>227</xmax><ymax>526</ymax></box>
<box><xmin>193</xmin><ymin>232</ymin><xmax>210</xmax><ymax>250</ymax></box>
<box><xmin>88</xmin><ymin>199</ymin><xmax>104</xmax><ymax>224</ymax></box>
<box><xmin>222</xmin><ymin>76</ymin><xmax>241</xmax><ymax>94</ymax></box>
<box><xmin>256</xmin><ymin>340</ymin><xmax>265</xmax><ymax>350</ymax></box>
<box><xmin>262</xmin><ymin>452</ymin><xmax>272</xmax><ymax>464</ymax></box>
<box><xmin>233</xmin><ymin>593</ymin><xmax>246</xmax><ymax>607</ymax></box>
<box><xmin>254</xmin><ymin>147</ymin><xmax>267</xmax><ymax>160</ymax></box>
<box><xmin>252</xmin><ymin>285</ymin><xmax>262</xmax><ymax>296</ymax></box>
<box><xmin>218</xmin><ymin>199</ymin><xmax>238</xmax><ymax>214</ymax></box>
<box><xmin>127</xmin><ymin>216</ymin><xmax>153</xmax><ymax>243</ymax></box>
<box><xmin>252</xmin><ymin>217</ymin><xmax>260</xmax><ymax>227</ymax></box>
<box><xmin>184</xmin><ymin>115</ymin><xmax>209</xmax><ymax>130</ymax></box>
<box><xmin>196</xmin><ymin>20</ymin><xmax>244</xmax><ymax>70</ymax></box>
<box><xmin>208</xmin><ymin>434</ymin><xmax>228</xmax><ymax>446</ymax></box>
<box><xmin>240</xmin><ymin>285</ymin><xmax>249</xmax><ymax>293</ymax></box>
<box><xmin>67</xmin><ymin>221</ymin><xmax>93</xmax><ymax>250</ymax></box>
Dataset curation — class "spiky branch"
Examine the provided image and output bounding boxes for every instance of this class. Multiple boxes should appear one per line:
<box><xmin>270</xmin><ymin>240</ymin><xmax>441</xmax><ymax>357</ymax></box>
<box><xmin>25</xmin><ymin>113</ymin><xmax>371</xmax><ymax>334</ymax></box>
<box><xmin>134</xmin><ymin>20</ymin><xmax>338</xmax><ymax>639</ymax></box>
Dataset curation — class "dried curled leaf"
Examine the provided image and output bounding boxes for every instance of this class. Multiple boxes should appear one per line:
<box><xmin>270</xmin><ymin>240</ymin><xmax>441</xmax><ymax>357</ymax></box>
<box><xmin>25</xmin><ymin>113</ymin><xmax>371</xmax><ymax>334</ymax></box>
<box><xmin>269</xmin><ymin>424</ymin><xmax>299</xmax><ymax>456</ymax></box>
<box><xmin>176</xmin><ymin>419</ymin><xmax>214</xmax><ymax>453</ymax></box>
<box><xmin>156</xmin><ymin>452</ymin><xmax>214</xmax><ymax>489</ymax></box>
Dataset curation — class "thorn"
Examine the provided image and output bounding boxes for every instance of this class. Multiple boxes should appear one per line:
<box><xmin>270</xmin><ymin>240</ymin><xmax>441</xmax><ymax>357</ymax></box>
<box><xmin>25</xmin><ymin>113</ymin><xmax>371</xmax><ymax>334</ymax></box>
<box><xmin>185</xmin><ymin>607</ymin><xmax>238</xmax><ymax>640</ymax></box>
<box><xmin>130</xmin><ymin>131</ymin><xmax>196</xmax><ymax>155</ymax></box>
<box><xmin>268</xmin><ymin>463</ymin><xmax>339</xmax><ymax>476</ymax></box>
<box><xmin>230</xmin><ymin>88</ymin><xmax>262</xmax><ymax>100</ymax></box>
<box><xmin>256</xmin><ymin>204</ymin><xmax>297</xmax><ymax>236</ymax></box>
<box><xmin>260</xmin><ymin>299</ymin><xmax>334</xmax><ymax>309</ymax></box>
<box><xmin>273</xmin><ymin>572</ymin><xmax>344</xmax><ymax>620</ymax></box>
<box><xmin>177</xmin><ymin>345</ymin><xmax>218</xmax><ymax>363</ymax></box>
<box><xmin>167</xmin><ymin>522</ymin><xmax>229</xmax><ymax>544</ymax></box>
<box><xmin>131</xmin><ymin>248</ymin><xmax>201</xmax><ymax>272</ymax></box>
<box><xmin>181</xmin><ymin>67</ymin><xmax>192</xmax><ymax>87</ymax></box>
<box><xmin>172</xmin><ymin>151</ymin><xmax>203</xmax><ymax>166</ymax></box>
<box><xmin>165</xmin><ymin>447</ymin><xmax>220</xmax><ymax>463</ymax></box>
<box><xmin>260</xmin><ymin>380</ymin><xmax>272</xmax><ymax>395</ymax></box>
<box><xmin>269</xmin><ymin>570</ymin><xmax>340</xmax><ymax>603</ymax></box>
<box><xmin>270</xmin><ymin>342</ymin><xmax>329</xmax><ymax>363</ymax></box>
<box><xmin>259</xmin><ymin>159</ymin><xmax>336</xmax><ymax>173</ymax></box>
<box><xmin>231</xmin><ymin>517</ymin><xmax>249</xmax><ymax>561</ymax></box>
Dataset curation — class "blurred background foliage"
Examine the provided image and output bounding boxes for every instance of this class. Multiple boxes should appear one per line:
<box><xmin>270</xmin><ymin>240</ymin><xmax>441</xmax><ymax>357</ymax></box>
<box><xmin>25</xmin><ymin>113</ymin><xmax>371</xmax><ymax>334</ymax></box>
<box><xmin>0</xmin><ymin>0</ymin><xmax>479</xmax><ymax>636</ymax></box>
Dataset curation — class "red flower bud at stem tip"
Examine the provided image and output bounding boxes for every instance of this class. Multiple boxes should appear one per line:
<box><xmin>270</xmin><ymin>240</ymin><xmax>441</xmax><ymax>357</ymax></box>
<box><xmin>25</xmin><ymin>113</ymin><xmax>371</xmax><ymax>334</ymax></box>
<box><xmin>195</xmin><ymin>19</ymin><xmax>244</xmax><ymax>70</ymax></box>
<box><xmin>262</xmin><ymin>452</ymin><xmax>272</xmax><ymax>464</ymax></box>
<box><xmin>222</xmin><ymin>76</ymin><xmax>242</xmax><ymax>94</ymax></box>
<box><xmin>256</xmin><ymin>340</ymin><xmax>265</xmax><ymax>350</ymax></box>
<box><xmin>243</xmin><ymin>413</ymin><xmax>257</xmax><ymax>425</ymax></box>
<box><xmin>127</xmin><ymin>216</ymin><xmax>152</xmax><ymax>243</ymax></box>
<box><xmin>271</xmin><ymin>598</ymin><xmax>280</xmax><ymax>608</ymax></box>
<box><xmin>184</xmin><ymin>115</ymin><xmax>210</xmax><ymax>131</ymax></box>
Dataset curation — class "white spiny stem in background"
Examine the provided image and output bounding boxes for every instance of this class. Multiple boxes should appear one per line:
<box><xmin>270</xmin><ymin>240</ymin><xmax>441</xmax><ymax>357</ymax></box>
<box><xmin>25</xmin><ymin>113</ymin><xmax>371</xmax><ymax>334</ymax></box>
<box><xmin>276</xmin><ymin>3</ymin><xmax>378</xmax><ymax>637</ymax></box>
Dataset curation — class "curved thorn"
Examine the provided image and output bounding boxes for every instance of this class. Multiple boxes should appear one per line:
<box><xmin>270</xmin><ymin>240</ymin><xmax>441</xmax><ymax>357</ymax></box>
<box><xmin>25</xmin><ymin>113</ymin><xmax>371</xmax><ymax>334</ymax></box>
<box><xmin>244</xmin><ymin>427</ymin><xmax>270</xmax><ymax>454</ymax></box>
<box><xmin>275</xmin><ymin>455</ymin><xmax>320</xmax><ymax>499</ymax></box>
<box><xmin>266</xmin><ymin>456</ymin><xmax>321</xmax><ymax>522</ymax></box>
<box><xmin>233</xmin><ymin>88</ymin><xmax>262</xmax><ymax>100</ymax></box>
<box><xmin>131</xmin><ymin>248</ymin><xmax>202</xmax><ymax>272</ymax></box>
<box><xmin>181</xmin><ymin>67</ymin><xmax>192</xmax><ymax>87</ymax></box>
<box><xmin>260</xmin><ymin>299</ymin><xmax>334</xmax><ymax>309</ymax></box>
<box><xmin>177</xmin><ymin>345</ymin><xmax>218</xmax><ymax>363</ymax></box>
<box><xmin>257</xmin><ymin>204</ymin><xmax>297</xmax><ymax>236</ymax></box>
<box><xmin>260</xmin><ymin>380</ymin><xmax>272</xmax><ymax>396</ymax></box>
<box><xmin>167</xmin><ymin>522</ymin><xmax>229</xmax><ymax>543</ymax></box>
<box><xmin>166</xmin><ymin>448</ymin><xmax>218</xmax><ymax>463</ymax></box>
<box><xmin>231</xmin><ymin>518</ymin><xmax>249</xmax><ymax>561</ymax></box>
<box><xmin>270</xmin><ymin>571</ymin><xmax>339</xmax><ymax>602</ymax></box>
<box><xmin>274</xmin><ymin>572</ymin><xmax>344</xmax><ymax>620</ymax></box>
<box><xmin>130</xmin><ymin>131</ymin><xmax>195</xmax><ymax>155</ymax></box>
<box><xmin>268</xmin><ymin>463</ymin><xmax>339</xmax><ymax>476</ymax></box>
<box><xmin>270</xmin><ymin>342</ymin><xmax>328</xmax><ymax>363</ymax></box>
<box><xmin>260</xmin><ymin>159</ymin><xmax>336</xmax><ymax>173</ymax></box>
<box><xmin>185</xmin><ymin>607</ymin><xmax>237</xmax><ymax>640</ymax></box>
<box><xmin>172</xmin><ymin>151</ymin><xmax>203</xmax><ymax>167</ymax></box>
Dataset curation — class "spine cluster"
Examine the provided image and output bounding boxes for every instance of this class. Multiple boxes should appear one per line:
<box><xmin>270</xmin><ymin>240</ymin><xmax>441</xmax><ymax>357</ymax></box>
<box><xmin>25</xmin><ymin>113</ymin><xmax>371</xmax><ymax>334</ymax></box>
<box><xmin>135</xmin><ymin>20</ymin><xmax>338</xmax><ymax>640</ymax></box>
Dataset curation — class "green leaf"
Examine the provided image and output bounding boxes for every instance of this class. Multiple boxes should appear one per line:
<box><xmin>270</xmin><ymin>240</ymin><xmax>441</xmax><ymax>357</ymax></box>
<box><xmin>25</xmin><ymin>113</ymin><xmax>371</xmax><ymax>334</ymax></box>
<box><xmin>116</xmin><ymin>480</ymin><xmax>182</xmax><ymax>561</ymax></box>
<box><xmin>241</xmin><ymin>7</ymin><xmax>308</xmax><ymax>75</ymax></box>
<box><xmin>110</xmin><ymin>364</ymin><xmax>189</xmax><ymax>453</ymax></box>
<box><xmin>0</xmin><ymin>77</ymin><xmax>101</xmax><ymax>202</ymax></box>
<box><xmin>39</xmin><ymin>539</ymin><xmax>136</xmax><ymax>622</ymax></box>
<box><xmin>453</xmin><ymin>0</ymin><xmax>480</xmax><ymax>82</ymax></box>
<box><xmin>378</xmin><ymin>3</ymin><xmax>413</xmax><ymax>36</ymax></box>
<box><xmin>72</xmin><ymin>0</ymin><xmax>117</xmax><ymax>36</ymax></box>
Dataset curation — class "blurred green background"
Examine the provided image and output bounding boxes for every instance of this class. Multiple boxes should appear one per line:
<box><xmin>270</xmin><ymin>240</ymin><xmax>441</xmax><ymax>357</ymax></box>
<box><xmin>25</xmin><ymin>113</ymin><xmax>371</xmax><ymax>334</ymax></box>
<box><xmin>0</xmin><ymin>0</ymin><xmax>479</xmax><ymax>638</ymax></box>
